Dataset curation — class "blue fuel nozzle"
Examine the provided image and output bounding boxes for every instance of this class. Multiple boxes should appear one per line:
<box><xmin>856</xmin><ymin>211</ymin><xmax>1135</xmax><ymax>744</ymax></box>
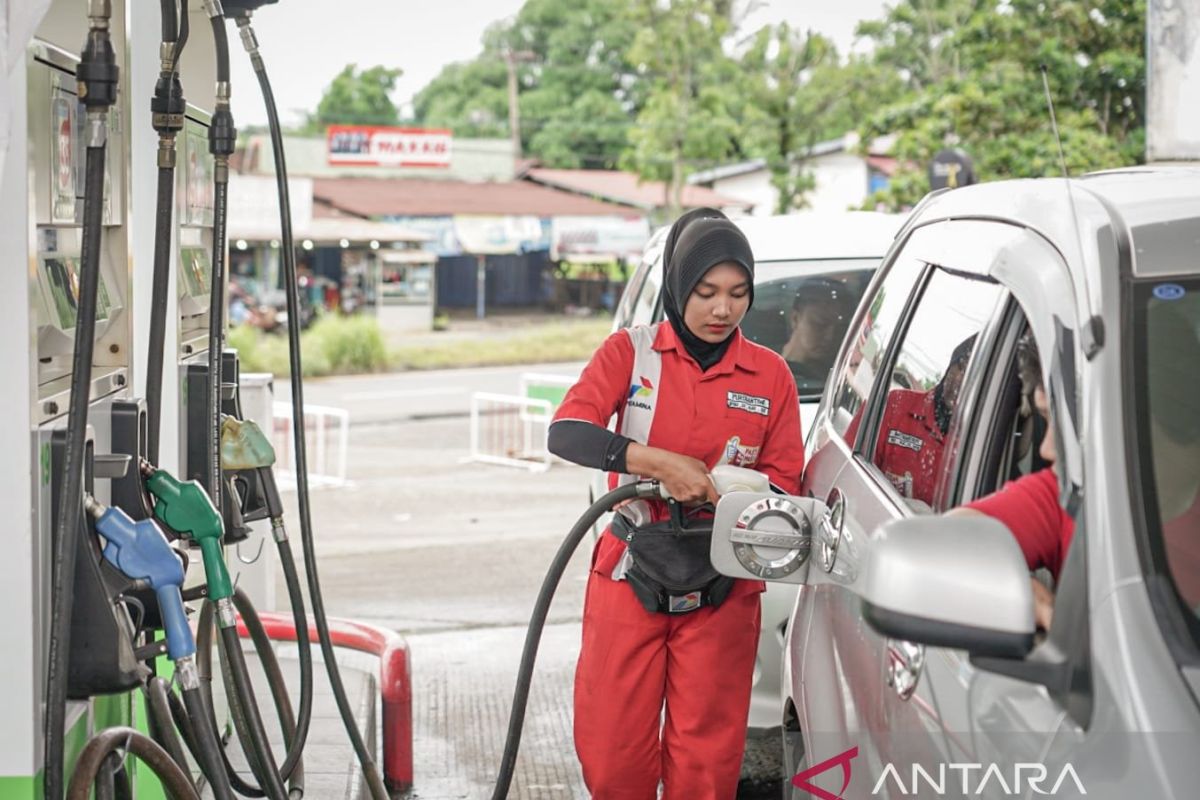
<box><xmin>85</xmin><ymin>496</ymin><xmax>195</xmax><ymax>661</ymax></box>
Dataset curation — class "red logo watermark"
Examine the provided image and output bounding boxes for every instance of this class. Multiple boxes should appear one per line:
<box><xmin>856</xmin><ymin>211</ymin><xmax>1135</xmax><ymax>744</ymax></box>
<box><xmin>792</xmin><ymin>746</ymin><xmax>859</xmax><ymax>800</ymax></box>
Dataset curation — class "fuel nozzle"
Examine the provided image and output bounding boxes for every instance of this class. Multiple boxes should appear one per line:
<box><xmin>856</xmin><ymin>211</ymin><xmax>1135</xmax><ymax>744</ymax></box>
<box><xmin>222</xmin><ymin>415</ymin><xmax>286</xmax><ymax>523</ymax></box>
<box><xmin>84</xmin><ymin>496</ymin><xmax>194</xmax><ymax>661</ymax></box>
<box><xmin>142</xmin><ymin>467</ymin><xmax>233</xmax><ymax>603</ymax></box>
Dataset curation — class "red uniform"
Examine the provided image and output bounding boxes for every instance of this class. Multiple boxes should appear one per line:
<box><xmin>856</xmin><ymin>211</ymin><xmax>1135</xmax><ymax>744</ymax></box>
<box><xmin>555</xmin><ymin>321</ymin><xmax>804</xmax><ymax>799</ymax></box>
<box><xmin>967</xmin><ymin>468</ymin><xmax>1074</xmax><ymax>580</ymax></box>
<box><xmin>871</xmin><ymin>388</ymin><xmax>949</xmax><ymax>505</ymax></box>
<box><xmin>968</xmin><ymin>467</ymin><xmax>1200</xmax><ymax>608</ymax></box>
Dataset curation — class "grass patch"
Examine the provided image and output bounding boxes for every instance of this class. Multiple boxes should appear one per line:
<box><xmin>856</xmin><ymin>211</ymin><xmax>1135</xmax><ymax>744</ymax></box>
<box><xmin>231</xmin><ymin>315</ymin><xmax>612</xmax><ymax>376</ymax></box>
<box><xmin>230</xmin><ymin>314</ymin><xmax>387</xmax><ymax>378</ymax></box>
<box><xmin>389</xmin><ymin>318</ymin><xmax>612</xmax><ymax>371</ymax></box>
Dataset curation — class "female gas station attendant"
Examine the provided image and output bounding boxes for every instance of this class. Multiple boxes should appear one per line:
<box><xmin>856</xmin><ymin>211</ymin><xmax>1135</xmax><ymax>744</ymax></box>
<box><xmin>548</xmin><ymin>209</ymin><xmax>805</xmax><ymax>799</ymax></box>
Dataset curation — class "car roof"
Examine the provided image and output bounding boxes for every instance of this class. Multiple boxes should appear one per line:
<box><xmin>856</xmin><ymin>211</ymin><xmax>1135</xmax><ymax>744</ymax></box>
<box><xmin>908</xmin><ymin>165</ymin><xmax>1200</xmax><ymax>280</ymax></box>
<box><xmin>734</xmin><ymin>212</ymin><xmax>904</xmax><ymax>261</ymax></box>
<box><xmin>643</xmin><ymin>211</ymin><xmax>903</xmax><ymax>265</ymax></box>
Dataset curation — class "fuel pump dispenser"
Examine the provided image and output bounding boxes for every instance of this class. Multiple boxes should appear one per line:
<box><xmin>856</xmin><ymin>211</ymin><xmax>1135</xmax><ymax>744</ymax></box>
<box><xmin>29</xmin><ymin>4</ymin><xmax>137</xmax><ymax>798</ymax></box>
<box><xmin>0</xmin><ymin>2</ymin><xmax>394</xmax><ymax>796</ymax></box>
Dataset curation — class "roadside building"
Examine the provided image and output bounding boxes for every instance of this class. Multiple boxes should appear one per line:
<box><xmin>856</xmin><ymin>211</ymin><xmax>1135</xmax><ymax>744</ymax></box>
<box><xmin>688</xmin><ymin>133</ymin><xmax>898</xmax><ymax>215</ymax></box>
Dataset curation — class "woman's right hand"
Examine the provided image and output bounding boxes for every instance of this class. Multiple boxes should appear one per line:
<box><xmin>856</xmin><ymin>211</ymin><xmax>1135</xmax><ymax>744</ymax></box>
<box><xmin>626</xmin><ymin>444</ymin><xmax>717</xmax><ymax>505</ymax></box>
<box><xmin>659</xmin><ymin>453</ymin><xmax>720</xmax><ymax>505</ymax></box>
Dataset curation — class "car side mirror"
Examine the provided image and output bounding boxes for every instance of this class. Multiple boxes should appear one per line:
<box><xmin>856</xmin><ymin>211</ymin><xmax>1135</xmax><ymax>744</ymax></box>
<box><xmin>710</xmin><ymin>492</ymin><xmax>827</xmax><ymax>584</ymax></box>
<box><xmin>861</xmin><ymin>515</ymin><xmax>1036</xmax><ymax>659</ymax></box>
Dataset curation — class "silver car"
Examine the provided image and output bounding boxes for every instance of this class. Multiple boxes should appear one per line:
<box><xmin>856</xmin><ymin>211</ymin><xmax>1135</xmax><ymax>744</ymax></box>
<box><xmin>600</xmin><ymin>212</ymin><xmax>901</xmax><ymax>736</ymax></box>
<box><xmin>711</xmin><ymin>167</ymin><xmax>1200</xmax><ymax>798</ymax></box>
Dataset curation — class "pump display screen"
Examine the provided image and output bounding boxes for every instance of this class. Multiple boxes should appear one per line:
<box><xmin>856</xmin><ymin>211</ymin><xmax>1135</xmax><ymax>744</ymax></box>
<box><xmin>42</xmin><ymin>257</ymin><xmax>112</xmax><ymax>329</ymax></box>
<box><xmin>180</xmin><ymin>247</ymin><xmax>211</xmax><ymax>298</ymax></box>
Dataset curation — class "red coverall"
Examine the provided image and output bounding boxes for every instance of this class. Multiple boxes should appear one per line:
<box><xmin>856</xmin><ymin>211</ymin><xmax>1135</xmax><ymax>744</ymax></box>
<box><xmin>554</xmin><ymin>322</ymin><xmax>804</xmax><ymax>799</ymax></box>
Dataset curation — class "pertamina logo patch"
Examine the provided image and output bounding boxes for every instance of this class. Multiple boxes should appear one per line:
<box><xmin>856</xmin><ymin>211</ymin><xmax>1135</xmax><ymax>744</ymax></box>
<box><xmin>727</xmin><ymin>391</ymin><xmax>770</xmax><ymax>417</ymax></box>
<box><xmin>627</xmin><ymin>377</ymin><xmax>654</xmax><ymax>411</ymax></box>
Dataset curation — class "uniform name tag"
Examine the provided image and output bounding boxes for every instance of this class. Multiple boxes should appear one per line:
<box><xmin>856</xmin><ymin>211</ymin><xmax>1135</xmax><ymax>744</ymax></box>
<box><xmin>887</xmin><ymin>429</ymin><xmax>924</xmax><ymax>452</ymax></box>
<box><xmin>727</xmin><ymin>391</ymin><xmax>770</xmax><ymax>417</ymax></box>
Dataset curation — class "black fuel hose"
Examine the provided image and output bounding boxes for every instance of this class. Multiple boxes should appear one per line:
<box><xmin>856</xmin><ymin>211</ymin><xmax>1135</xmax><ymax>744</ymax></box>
<box><xmin>218</xmin><ymin>621</ymin><xmax>288</xmax><ymax>800</ymax></box>
<box><xmin>196</xmin><ymin>601</ymin><xmax>263</xmax><ymax>797</ymax></box>
<box><xmin>203</xmin><ymin>513</ymin><xmax>313</xmax><ymax>799</ymax></box>
<box><xmin>169</xmin><ymin>1</ymin><xmax>189</xmax><ymax>76</ymax></box>
<box><xmin>94</xmin><ymin>754</ymin><xmax>117</xmax><ymax>800</ymax></box>
<box><xmin>66</xmin><ymin>728</ymin><xmax>199</xmax><ymax>800</ymax></box>
<box><xmin>491</xmin><ymin>481</ymin><xmax>658</xmax><ymax>800</ymax></box>
<box><xmin>143</xmin><ymin>677</ymin><xmax>190</xmax><ymax>776</ymax></box>
<box><xmin>45</xmin><ymin>114</ymin><xmax>111</xmax><ymax>800</ymax></box>
<box><xmin>165</xmin><ymin>684</ymin><xmax>201</xmax><ymax>768</ymax></box>
<box><xmin>211</xmin><ymin>15</ymin><xmax>230</xmax><ymax>84</ymax></box>
<box><xmin>196</xmin><ymin>598</ymin><xmax>294</xmax><ymax>800</ymax></box>
<box><xmin>180</xmin><ymin>682</ymin><xmax>237</xmax><ymax>800</ymax></box>
<box><xmin>234</xmin><ymin>586</ymin><xmax>305</xmax><ymax>798</ymax></box>
<box><xmin>145</xmin><ymin>160</ymin><xmax>176</xmax><ymax>464</ymax></box>
<box><xmin>235</xmin><ymin>15</ymin><xmax>389</xmax><ymax>798</ymax></box>
<box><xmin>192</xmin><ymin>583</ymin><xmax>308</xmax><ymax>798</ymax></box>
<box><xmin>160</xmin><ymin>0</ymin><xmax>177</xmax><ymax>44</ymax></box>
<box><xmin>205</xmin><ymin>173</ymin><xmax>229</xmax><ymax>516</ymax></box>
<box><xmin>94</xmin><ymin>752</ymin><xmax>132</xmax><ymax>800</ymax></box>
<box><xmin>216</xmin><ymin>606</ymin><xmax>290</xmax><ymax>800</ymax></box>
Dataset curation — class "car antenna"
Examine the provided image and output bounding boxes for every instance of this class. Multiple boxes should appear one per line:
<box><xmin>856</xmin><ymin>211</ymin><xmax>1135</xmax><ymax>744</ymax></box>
<box><xmin>1039</xmin><ymin>63</ymin><xmax>1104</xmax><ymax>358</ymax></box>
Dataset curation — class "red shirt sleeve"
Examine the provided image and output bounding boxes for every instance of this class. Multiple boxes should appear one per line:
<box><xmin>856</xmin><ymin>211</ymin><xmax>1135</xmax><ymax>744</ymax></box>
<box><xmin>965</xmin><ymin>467</ymin><xmax>1074</xmax><ymax>580</ymax></box>
<box><xmin>755</xmin><ymin>357</ymin><xmax>805</xmax><ymax>495</ymax></box>
<box><xmin>553</xmin><ymin>330</ymin><xmax>633</xmax><ymax>429</ymax></box>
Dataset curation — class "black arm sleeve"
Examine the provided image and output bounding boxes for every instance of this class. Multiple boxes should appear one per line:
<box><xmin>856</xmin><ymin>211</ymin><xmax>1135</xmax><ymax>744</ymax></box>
<box><xmin>547</xmin><ymin>419</ymin><xmax>633</xmax><ymax>473</ymax></box>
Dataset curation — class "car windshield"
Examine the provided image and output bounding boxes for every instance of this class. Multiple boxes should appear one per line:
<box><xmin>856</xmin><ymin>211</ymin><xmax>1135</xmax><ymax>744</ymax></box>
<box><xmin>1132</xmin><ymin>277</ymin><xmax>1200</xmax><ymax>620</ymax></box>
<box><xmin>740</xmin><ymin>258</ymin><xmax>878</xmax><ymax>400</ymax></box>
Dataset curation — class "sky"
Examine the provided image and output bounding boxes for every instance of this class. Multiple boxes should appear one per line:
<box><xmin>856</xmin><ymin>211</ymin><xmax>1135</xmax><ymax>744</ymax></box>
<box><xmin>230</xmin><ymin>0</ymin><xmax>890</xmax><ymax>128</ymax></box>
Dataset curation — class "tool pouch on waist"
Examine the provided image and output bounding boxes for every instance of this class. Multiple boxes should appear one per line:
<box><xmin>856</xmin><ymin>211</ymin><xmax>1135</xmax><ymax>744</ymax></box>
<box><xmin>609</xmin><ymin>501</ymin><xmax>734</xmax><ymax>614</ymax></box>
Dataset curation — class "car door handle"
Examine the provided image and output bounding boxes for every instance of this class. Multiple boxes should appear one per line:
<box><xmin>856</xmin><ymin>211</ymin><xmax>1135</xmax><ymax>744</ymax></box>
<box><xmin>885</xmin><ymin>639</ymin><xmax>925</xmax><ymax>700</ymax></box>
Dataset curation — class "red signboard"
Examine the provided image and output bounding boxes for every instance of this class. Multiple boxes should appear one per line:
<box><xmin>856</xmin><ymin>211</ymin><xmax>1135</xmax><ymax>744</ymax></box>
<box><xmin>326</xmin><ymin>125</ymin><xmax>453</xmax><ymax>168</ymax></box>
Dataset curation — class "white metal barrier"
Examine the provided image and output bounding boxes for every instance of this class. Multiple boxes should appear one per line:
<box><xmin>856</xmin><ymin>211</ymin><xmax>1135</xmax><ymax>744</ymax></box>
<box><xmin>271</xmin><ymin>401</ymin><xmax>351</xmax><ymax>489</ymax></box>
<box><xmin>468</xmin><ymin>392</ymin><xmax>554</xmax><ymax>472</ymax></box>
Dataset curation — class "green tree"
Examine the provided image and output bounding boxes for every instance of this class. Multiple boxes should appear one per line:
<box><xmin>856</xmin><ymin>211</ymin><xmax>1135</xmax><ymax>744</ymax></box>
<box><xmin>739</xmin><ymin>25</ymin><xmax>839</xmax><ymax>213</ymax></box>
<box><xmin>308</xmin><ymin>65</ymin><xmax>402</xmax><ymax>131</ymax></box>
<box><xmin>413</xmin><ymin>0</ymin><xmax>639</xmax><ymax>167</ymax></box>
<box><xmin>858</xmin><ymin>0</ymin><xmax>1145</xmax><ymax>210</ymax></box>
<box><xmin>620</xmin><ymin>0</ymin><xmax>741</xmax><ymax>217</ymax></box>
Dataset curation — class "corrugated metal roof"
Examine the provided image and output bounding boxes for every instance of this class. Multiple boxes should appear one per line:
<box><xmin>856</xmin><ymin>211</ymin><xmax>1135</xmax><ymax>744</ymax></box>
<box><xmin>524</xmin><ymin>168</ymin><xmax>751</xmax><ymax>211</ymax></box>
<box><xmin>312</xmin><ymin>177</ymin><xmax>630</xmax><ymax>217</ymax></box>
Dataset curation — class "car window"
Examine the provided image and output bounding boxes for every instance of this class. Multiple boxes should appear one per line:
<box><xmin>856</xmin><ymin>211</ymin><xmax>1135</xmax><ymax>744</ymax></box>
<box><xmin>829</xmin><ymin>254</ymin><xmax>926</xmax><ymax>441</ymax></box>
<box><xmin>631</xmin><ymin>250</ymin><xmax>662</xmax><ymax>327</ymax></box>
<box><xmin>615</xmin><ymin>251</ymin><xmax>654</xmax><ymax>329</ymax></box>
<box><xmin>866</xmin><ymin>268</ymin><xmax>1005</xmax><ymax>512</ymax></box>
<box><xmin>1132</xmin><ymin>277</ymin><xmax>1200</xmax><ymax>619</ymax></box>
<box><xmin>740</xmin><ymin>258</ymin><xmax>878</xmax><ymax>401</ymax></box>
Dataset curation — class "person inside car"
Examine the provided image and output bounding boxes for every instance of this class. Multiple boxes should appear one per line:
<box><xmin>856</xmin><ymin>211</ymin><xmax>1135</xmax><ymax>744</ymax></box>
<box><xmin>547</xmin><ymin>208</ymin><xmax>805</xmax><ymax>799</ymax></box>
<box><xmin>952</xmin><ymin>321</ymin><xmax>1200</xmax><ymax>629</ymax></box>
<box><xmin>780</xmin><ymin>278</ymin><xmax>855</xmax><ymax>390</ymax></box>
<box><xmin>950</xmin><ymin>334</ymin><xmax>1065</xmax><ymax>629</ymax></box>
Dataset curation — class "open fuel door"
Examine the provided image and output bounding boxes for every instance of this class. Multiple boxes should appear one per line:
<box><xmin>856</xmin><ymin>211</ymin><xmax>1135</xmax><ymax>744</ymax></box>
<box><xmin>710</xmin><ymin>492</ymin><xmax>830</xmax><ymax>584</ymax></box>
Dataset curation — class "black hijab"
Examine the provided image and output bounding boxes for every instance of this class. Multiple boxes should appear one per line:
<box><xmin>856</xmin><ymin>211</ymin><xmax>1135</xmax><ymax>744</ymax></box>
<box><xmin>661</xmin><ymin>208</ymin><xmax>755</xmax><ymax>371</ymax></box>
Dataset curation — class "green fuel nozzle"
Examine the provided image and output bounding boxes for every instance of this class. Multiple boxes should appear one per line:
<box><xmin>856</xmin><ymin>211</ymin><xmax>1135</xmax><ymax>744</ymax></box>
<box><xmin>142</xmin><ymin>464</ymin><xmax>232</xmax><ymax>603</ymax></box>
